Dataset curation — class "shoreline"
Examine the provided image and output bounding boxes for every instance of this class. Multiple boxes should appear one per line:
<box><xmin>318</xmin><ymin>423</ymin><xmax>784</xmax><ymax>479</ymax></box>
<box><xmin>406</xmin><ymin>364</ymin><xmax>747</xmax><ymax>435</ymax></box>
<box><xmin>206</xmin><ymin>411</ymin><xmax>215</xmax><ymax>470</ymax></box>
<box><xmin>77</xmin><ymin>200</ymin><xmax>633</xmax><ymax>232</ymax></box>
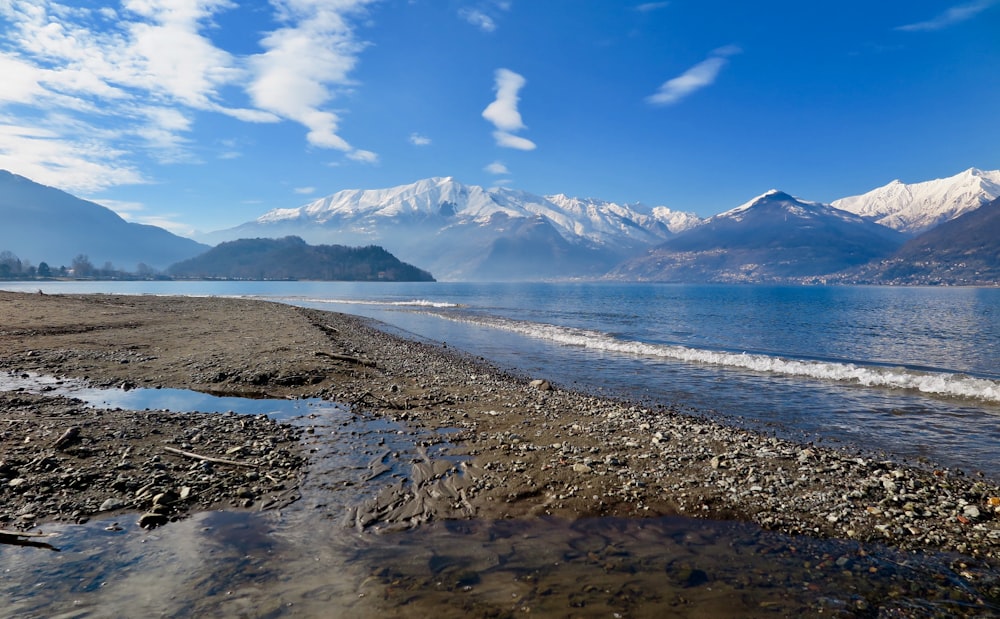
<box><xmin>1</xmin><ymin>291</ymin><xmax>998</xmax><ymax>562</ymax></box>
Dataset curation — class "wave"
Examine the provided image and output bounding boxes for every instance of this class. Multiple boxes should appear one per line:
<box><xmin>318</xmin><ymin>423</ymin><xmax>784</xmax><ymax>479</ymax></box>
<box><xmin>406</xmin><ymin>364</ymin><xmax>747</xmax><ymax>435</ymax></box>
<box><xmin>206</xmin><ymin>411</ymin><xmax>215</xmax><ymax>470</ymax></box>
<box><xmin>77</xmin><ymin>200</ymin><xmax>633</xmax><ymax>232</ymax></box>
<box><xmin>440</xmin><ymin>313</ymin><xmax>1000</xmax><ymax>403</ymax></box>
<box><xmin>268</xmin><ymin>296</ymin><xmax>462</xmax><ymax>309</ymax></box>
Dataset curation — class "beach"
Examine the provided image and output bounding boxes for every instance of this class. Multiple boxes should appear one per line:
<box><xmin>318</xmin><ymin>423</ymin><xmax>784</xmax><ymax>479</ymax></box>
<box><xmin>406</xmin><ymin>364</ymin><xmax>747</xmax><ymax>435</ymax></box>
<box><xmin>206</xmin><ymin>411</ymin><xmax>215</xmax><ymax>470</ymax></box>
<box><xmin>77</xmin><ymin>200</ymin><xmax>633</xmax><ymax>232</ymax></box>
<box><xmin>2</xmin><ymin>290</ymin><xmax>998</xmax><ymax>560</ymax></box>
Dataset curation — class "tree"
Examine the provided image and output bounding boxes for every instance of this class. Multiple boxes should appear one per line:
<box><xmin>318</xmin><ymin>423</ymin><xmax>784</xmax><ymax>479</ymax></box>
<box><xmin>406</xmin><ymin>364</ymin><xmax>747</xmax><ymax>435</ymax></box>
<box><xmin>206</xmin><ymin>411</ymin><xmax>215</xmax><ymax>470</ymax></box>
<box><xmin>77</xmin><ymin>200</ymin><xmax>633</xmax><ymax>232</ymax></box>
<box><xmin>37</xmin><ymin>262</ymin><xmax>52</xmax><ymax>278</ymax></box>
<box><xmin>71</xmin><ymin>254</ymin><xmax>94</xmax><ymax>277</ymax></box>
<box><xmin>0</xmin><ymin>251</ymin><xmax>22</xmax><ymax>279</ymax></box>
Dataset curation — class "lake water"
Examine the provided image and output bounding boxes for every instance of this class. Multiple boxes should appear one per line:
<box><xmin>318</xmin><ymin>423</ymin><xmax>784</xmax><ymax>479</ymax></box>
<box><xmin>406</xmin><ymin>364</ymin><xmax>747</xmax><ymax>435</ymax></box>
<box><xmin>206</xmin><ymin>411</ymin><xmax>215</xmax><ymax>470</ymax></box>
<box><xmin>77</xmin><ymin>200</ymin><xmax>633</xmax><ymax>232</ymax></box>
<box><xmin>5</xmin><ymin>280</ymin><xmax>999</xmax><ymax>479</ymax></box>
<box><xmin>3</xmin><ymin>280</ymin><xmax>1000</xmax><ymax>617</ymax></box>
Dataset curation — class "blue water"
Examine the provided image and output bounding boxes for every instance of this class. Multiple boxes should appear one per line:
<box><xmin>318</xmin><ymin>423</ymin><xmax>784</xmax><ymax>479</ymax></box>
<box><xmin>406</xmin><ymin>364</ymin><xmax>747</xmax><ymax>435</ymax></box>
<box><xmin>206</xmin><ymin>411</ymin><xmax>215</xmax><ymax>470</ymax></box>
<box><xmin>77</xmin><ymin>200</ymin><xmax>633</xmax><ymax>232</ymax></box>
<box><xmin>4</xmin><ymin>280</ymin><xmax>999</xmax><ymax>478</ymax></box>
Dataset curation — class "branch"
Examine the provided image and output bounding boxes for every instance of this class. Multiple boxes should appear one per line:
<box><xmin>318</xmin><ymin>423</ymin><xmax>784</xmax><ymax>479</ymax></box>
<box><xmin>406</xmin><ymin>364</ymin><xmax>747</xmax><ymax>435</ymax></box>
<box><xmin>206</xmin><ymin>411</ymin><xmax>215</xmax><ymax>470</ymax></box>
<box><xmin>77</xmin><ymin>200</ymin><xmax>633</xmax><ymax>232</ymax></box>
<box><xmin>163</xmin><ymin>446</ymin><xmax>257</xmax><ymax>468</ymax></box>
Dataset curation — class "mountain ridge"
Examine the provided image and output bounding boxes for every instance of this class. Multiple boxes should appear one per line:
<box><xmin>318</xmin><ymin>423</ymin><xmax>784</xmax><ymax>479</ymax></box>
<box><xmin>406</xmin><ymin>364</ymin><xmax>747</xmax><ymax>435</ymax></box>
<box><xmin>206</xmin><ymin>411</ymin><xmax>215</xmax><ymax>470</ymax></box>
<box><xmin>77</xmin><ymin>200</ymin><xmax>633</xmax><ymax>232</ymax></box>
<box><xmin>0</xmin><ymin>170</ymin><xmax>208</xmax><ymax>270</ymax></box>
<box><xmin>832</xmin><ymin>167</ymin><xmax>1000</xmax><ymax>235</ymax></box>
<box><xmin>205</xmin><ymin>176</ymin><xmax>703</xmax><ymax>280</ymax></box>
<box><xmin>609</xmin><ymin>190</ymin><xmax>906</xmax><ymax>282</ymax></box>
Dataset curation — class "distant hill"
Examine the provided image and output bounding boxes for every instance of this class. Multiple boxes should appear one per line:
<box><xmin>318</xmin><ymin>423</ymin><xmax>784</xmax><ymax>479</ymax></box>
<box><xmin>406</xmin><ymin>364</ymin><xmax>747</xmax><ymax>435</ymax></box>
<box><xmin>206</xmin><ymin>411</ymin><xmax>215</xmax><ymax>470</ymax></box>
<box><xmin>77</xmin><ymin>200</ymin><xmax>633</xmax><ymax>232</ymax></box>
<box><xmin>167</xmin><ymin>236</ymin><xmax>435</xmax><ymax>282</ymax></box>
<box><xmin>842</xmin><ymin>196</ymin><xmax>1000</xmax><ymax>285</ymax></box>
<box><xmin>609</xmin><ymin>190</ymin><xmax>905</xmax><ymax>283</ymax></box>
<box><xmin>0</xmin><ymin>170</ymin><xmax>208</xmax><ymax>270</ymax></box>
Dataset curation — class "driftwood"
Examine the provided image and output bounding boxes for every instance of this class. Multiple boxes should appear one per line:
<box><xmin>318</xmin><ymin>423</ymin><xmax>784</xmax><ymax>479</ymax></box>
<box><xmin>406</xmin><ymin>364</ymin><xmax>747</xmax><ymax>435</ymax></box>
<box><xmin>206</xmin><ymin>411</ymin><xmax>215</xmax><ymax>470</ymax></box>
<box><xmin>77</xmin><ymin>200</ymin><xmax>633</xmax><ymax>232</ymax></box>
<box><xmin>163</xmin><ymin>446</ymin><xmax>257</xmax><ymax>468</ymax></box>
<box><xmin>0</xmin><ymin>529</ymin><xmax>56</xmax><ymax>538</ymax></box>
<box><xmin>52</xmin><ymin>426</ymin><xmax>81</xmax><ymax>450</ymax></box>
<box><xmin>314</xmin><ymin>350</ymin><xmax>376</xmax><ymax>367</ymax></box>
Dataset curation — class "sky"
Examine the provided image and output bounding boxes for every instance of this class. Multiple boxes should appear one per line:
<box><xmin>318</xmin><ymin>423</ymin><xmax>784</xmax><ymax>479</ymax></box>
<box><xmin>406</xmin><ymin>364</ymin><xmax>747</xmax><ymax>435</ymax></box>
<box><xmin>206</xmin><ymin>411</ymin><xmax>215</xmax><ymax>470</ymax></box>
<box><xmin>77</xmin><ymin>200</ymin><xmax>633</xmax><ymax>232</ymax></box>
<box><xmin>1</xmin><ymin>0</ymin><xmax>998</xmax><ymax>237</ymax></box>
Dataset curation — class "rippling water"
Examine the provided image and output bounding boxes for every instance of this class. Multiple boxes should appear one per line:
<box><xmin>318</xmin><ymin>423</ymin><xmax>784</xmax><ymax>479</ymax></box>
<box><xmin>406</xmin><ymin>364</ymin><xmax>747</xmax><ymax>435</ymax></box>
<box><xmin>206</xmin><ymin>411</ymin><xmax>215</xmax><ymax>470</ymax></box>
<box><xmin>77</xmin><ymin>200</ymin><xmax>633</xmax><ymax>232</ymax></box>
<box><xmin>4</xmin><ymin>280</ymin><xmax>999</xmax><ymax>480</ymax></box>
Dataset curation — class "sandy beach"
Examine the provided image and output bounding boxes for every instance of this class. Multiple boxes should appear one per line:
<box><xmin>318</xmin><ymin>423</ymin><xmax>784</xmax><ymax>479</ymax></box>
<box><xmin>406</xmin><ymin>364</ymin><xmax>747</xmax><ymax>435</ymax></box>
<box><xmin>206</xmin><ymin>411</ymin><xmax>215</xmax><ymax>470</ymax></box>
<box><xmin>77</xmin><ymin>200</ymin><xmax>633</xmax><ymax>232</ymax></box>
<box><xmin>2</xmin><ymin>290</ymin><xmax>998</xmax><ymax>566</ymax></box>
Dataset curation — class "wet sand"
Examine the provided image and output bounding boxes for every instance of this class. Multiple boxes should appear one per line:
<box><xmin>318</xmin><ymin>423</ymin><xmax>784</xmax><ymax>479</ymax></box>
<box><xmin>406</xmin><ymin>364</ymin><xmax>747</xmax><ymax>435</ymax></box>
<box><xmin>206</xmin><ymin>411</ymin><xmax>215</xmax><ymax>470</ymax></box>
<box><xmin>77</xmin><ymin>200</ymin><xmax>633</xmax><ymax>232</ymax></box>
<box><xmin>1</xmin><ymin>291</ymin><xmax>999</xmax><ymax>615</ymax></box>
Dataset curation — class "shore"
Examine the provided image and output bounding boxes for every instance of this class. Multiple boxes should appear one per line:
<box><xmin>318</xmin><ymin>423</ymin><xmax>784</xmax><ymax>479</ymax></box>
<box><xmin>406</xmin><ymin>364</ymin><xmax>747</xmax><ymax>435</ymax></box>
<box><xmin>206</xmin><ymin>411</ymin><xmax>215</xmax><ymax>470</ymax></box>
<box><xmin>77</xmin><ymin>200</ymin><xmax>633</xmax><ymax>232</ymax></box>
<box><xmin>1</xmin><ymin>291</ymin><xmax>998</xmax><ymax>562</ymax></box>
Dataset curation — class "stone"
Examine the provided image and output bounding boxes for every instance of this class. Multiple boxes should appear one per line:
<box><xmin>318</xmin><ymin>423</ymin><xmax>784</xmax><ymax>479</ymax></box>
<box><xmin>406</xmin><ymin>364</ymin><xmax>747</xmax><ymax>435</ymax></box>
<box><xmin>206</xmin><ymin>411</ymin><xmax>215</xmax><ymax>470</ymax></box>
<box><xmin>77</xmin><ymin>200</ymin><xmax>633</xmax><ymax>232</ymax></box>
<box><xmin>137</xmin><ymin>512</ymin><xmax>168</xmax><ymax>529</ymax></box>
<box><xmin>529</xmin><ymin>379</ymin><xmax>552</xmax><ymax>391</ymax></box>
<box><xmin>99</xmin><ymin>498</ymin><xmax>124</xmax><ymax>512</ymax></box>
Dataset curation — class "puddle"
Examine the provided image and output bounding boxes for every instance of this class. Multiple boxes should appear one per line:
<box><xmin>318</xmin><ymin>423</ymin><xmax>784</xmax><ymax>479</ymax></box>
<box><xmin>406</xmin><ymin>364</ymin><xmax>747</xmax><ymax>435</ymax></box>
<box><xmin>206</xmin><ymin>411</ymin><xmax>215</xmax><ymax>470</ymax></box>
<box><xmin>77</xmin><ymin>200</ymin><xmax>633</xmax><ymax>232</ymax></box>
<box><xmin>1</xmin><ymin>374</ymin><xmax>999</xmax><ymax>617</ymax></box>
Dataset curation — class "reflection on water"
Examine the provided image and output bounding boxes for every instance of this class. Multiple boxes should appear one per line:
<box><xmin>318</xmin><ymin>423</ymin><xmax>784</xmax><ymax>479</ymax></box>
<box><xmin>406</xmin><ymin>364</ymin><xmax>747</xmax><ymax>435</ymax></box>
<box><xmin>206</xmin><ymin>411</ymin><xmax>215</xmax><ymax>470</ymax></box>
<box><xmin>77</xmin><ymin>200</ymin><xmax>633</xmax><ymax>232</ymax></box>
<box><xmin>1</xmin><ymin>378</ymin><xmax>999</xmax><ymax>617</ymax></box>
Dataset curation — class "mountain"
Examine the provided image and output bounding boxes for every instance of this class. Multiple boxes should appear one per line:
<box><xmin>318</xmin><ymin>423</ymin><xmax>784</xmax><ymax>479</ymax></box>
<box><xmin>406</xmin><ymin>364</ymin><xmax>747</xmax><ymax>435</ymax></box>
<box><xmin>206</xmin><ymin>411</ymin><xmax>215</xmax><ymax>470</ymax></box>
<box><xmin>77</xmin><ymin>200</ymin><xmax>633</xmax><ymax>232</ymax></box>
<box><xmin>609</xmin><ymin>190</ymin><xmax>906</xmax><ymax>282</ymax></box>
<box><xmin>203</xmin><ymin>177</ymin><xmax>701</xmax><ymax>281</ymax></box>
<box><xmin>842</xmin><ymin>196</ymin><xmax>1000</xmax><ymax>285</ymax></box>
<box><xmin>167</xmin><ymin>236</ymin><xmax>434</xmax><ymax>281</ymax></box>
<box><xmin>0</xmin><ymin>170</ymin><xmax>208</xmax><ymax>271</ymax></box>
<box><xmin>832</xmin><ymin>168</ymin><xmax>1000</xmax><ymax>235</ymax></box>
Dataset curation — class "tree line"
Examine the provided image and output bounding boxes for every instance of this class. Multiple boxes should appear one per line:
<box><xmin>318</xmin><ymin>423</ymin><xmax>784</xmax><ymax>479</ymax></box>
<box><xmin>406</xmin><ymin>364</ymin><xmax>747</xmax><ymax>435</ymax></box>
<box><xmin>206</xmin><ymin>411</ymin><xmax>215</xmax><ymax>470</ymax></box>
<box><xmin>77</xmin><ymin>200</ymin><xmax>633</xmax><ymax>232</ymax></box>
<box><xmin>0</xmin><ymin>250</ymin><xmax>162</xmax><ymax>280</ymax></box>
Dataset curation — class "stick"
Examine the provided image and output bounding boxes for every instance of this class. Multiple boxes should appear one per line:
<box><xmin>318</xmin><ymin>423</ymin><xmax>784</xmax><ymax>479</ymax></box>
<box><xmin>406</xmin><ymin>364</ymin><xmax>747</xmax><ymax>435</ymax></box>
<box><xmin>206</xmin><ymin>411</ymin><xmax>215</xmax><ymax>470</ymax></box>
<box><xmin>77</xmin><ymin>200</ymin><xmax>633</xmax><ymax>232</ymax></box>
<box><xmin>314</xmin><ymin>351</ymin><xmax>376</xmax><ymax>367</ymax></box>
<box><xmin>0</xmin><ymin>529</ymin><xmax>56</xmax><ymax>538</ymax></box>
<box><xmin>163</xmin><ymin>446</ymin><xmax>257</xmax><ymax>468</ymax></box>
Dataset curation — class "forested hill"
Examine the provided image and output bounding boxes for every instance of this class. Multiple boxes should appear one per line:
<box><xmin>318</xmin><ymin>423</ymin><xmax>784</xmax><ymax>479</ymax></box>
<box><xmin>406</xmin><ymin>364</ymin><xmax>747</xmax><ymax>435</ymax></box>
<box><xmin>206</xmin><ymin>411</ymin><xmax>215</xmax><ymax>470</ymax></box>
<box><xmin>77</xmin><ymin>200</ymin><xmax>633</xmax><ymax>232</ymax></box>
<box><xmin>167</xmin><ymin>236</ymin><xmax>435</xmax><ymax>281</ymax></box>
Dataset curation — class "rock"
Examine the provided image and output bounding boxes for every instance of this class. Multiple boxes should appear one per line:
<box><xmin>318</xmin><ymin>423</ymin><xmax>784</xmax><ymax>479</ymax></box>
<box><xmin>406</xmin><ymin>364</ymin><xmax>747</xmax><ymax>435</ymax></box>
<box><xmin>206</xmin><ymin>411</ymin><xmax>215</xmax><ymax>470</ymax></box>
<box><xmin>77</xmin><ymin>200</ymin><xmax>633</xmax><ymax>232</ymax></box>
<box><xmin>152</xmin><ymin>490</ymin><xmax>178</xmax><ymax>507</ymax></box>
<box><xmin>572</xmin><ymin>463</ymin><xmax>593</xmax><ymax>474</ymax></box>
<box><xmin>99</xmin><ymin>498</ymin><xmax>124</xmax><ymax>512</ymax></box>
<box><xmin>529</xmin><ymin>379</ymin><xmax>552</xmax><ymax>391</ymax></box>
<box><xmin>137</xmin><ymin>512</ymin><xmax>168</xmax><ymax>529</ymax></box>
<box><xmin>963</xmin><ymin>505</ymin><xmax>981</xmax><ymax>520</ymax></box>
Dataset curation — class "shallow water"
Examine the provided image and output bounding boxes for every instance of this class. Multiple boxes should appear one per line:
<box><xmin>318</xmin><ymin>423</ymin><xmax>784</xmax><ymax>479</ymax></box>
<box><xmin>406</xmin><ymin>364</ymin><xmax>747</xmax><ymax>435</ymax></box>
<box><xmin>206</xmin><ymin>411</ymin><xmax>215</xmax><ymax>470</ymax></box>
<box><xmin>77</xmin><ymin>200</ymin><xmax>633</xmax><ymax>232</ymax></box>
<box><xmin>2</xmin><ymin>377</ymin><xmax>999</xmax><ymax>617</ymax></box>
<box><xmin>4</xmin><ymin>281</ymin><xmax>998</xmax><ymax>481</ymax></box>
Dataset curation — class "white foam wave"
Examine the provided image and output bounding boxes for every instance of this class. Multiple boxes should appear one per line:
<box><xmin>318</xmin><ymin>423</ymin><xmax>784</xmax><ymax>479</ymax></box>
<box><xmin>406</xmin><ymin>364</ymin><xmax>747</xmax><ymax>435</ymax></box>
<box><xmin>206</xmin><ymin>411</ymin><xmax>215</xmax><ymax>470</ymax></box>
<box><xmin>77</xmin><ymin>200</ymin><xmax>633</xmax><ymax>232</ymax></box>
<box><xmin>450</xmin><ymin>314</ymin><xmax>1000</xmax><ymax>403</ymax></box>
<box><xmin>273</xmin><ymin>296</ymin><xmax>461</xmax><ymax>309</ymax></box>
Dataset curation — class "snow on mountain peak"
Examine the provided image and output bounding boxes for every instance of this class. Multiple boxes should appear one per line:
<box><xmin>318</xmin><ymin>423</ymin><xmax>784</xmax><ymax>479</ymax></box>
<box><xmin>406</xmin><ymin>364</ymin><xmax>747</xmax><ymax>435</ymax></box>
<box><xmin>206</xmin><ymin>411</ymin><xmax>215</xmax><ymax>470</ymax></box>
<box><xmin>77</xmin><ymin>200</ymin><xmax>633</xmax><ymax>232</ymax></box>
<box><xmin>254</xmin><ymin>177</ymin><xmax>704</xmax><ymax>249</ymax></box>
<box><xmin>832</xmin><ymin>168</ymin><xmax>1000</xmax><ymax>234</ymax></box>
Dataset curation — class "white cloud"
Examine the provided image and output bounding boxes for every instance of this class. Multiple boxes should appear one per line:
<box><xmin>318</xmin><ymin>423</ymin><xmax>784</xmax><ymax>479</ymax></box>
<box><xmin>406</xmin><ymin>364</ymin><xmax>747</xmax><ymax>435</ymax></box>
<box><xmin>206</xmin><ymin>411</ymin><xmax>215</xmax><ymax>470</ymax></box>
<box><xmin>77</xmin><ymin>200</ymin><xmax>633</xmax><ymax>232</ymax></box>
<box><xmin>482</xmin><ymin>68</ymin><xmax>536</xmax><ymax>150</ymax></box>
<box><xmin>635</xmin><ymin>2</ymin><xmax>669</xmax><ymax>12</ymax></box>
<box><xmin>895</xmin><ymin>0</ymin><xmax>998</xmax><ymax>32</ymax></box>
<box><xmin>247</xmin><ymin>0</ymin><xmax>375</xmax><ymax>151</ymax></box>
<box><xmin>294</xmin><ymin>186</ymin><xmax>316</xmax><ymax>195</ymax></box>
<box><xmin>484</xmin><ymin>161</ymin><xmax>509</xmax><ymax>174</ymax></box>
<box><xmin>458</xmin><ymin>1</ymin><xmax>510</xmax><ymax>32</ymax></box>
<box><xmin>0</xmin><ymin>121</ymin><xmax>146</xmax><ymax>193</ymax></box>
<box><xmin>409</xmin><ymin>132</ymin><xmax>431</xmax><ymax>146</ymax></box>
<box><xmin>347</xmin><ymin>149</ymin><xmax>379</xmax><ymax>163</ymax></box>
<box><xmin>483</xmin><ymin>68</ymin><xmax>526</xmax><ymax>130</ymax></box>
<box><xmin>492</xmin><ymin>131</ymin><xmax>536</xmax><ymax>151</ymax></box>
<box><xmin>459</xmin><ymin>8</ymin><xmax>496</xmax><ymax>32</ymax></box>
<box><xmin>646</xmin><ymin>45</ymin><xmax>742</xmax><ymax>106</ymax></box>
<box><xmin>94</xmin><ymin>197</ymin><xmax>197</xmax><ymax>237</ymax></box>
<box><xmin>0</xmin><ymin>0</ymin><xmax>376</xmax><ymax>195</ymax></box>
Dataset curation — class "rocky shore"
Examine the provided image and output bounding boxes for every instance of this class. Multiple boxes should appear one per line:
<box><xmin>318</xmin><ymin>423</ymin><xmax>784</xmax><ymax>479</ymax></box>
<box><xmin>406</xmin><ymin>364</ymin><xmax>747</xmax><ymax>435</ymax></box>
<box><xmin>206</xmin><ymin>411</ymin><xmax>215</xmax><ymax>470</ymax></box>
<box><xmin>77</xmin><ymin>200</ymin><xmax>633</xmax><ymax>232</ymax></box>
<box><xmin>1</xmin><ymin>291</ymin><xmax>998</xmax><ymax>566</ymax></box>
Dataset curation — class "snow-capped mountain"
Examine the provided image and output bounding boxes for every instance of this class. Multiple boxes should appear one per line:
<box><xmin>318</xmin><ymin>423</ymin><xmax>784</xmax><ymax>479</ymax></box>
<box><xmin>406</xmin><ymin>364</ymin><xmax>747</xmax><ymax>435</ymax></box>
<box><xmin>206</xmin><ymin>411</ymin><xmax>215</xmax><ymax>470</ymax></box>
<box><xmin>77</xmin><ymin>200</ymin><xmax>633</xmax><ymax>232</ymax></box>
<box><xmin>207</xmin><ymin>177</ymin><xmax>701</xmax><ymax>280</ymax></box>
<box><xmin>609</xmin><ymin>190</ymin><xmax>905</xmax><ymax>282</ymax></box>
<box><xmin>832</xmin><ymin>168</ymin><xmax>1000</xmax><ymax>235</ymax></box>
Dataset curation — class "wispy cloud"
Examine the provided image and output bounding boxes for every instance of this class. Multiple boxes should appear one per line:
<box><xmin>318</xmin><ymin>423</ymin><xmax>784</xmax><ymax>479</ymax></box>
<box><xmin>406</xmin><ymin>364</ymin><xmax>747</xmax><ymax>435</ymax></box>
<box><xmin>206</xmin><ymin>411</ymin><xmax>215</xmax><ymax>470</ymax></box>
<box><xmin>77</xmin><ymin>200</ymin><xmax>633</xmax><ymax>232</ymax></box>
<box><xmin>895</xmin><ymin>0</ymin><xmax>998</xmax><ymax>32</ymax></box>
<box><xmin>347</xmin><ymin>149</ymin><xmax>379</xmax><ymax>164</ymax></box>
<box><xmin>482</xmin><ymin>68</ymin><xmax>536</xmax><ymax>151</ymax></box>
<box><xmin>0</xmin><ymin>0</ymin><xmax>377</xmax><ymax>194</ymax></box>
<box><xmin>459</xmin><ymin>8</ymin><xmax>496</xmax><ymax>32</ymax></box>
<box><xmin>646</xmin><ymin>45</ymin><xmax>742</xmax><ymax>106</ymax></box>
<box><xmin>484</xmin><ymin>161</ymin><xmax>509</xmax><ymax>174</ymax></box>
<box><xmin>635</xmin><ymin>2</ymin><xmax>669</xmax><ymax>12</ymax></box>
<box><xmin>294</xmin><ymin>186</ymin><xmax>316</xmax><ymax>195</ymax></box>
<box><xmin>247</xmin><ymin>0</ymin><xmax>376</xmax><ymax>159</ymax></box>
<box><xmin>97</xmin><ymin>199</ymin><xmax>196</xmax><ymax>237</ymax></box>
<box><xmin>459</xmin><ymin>1</ymin><xmax>510</xmax><ymax>32</ymax></box>
<box><xmin>409</xmin><ymin>132</ymin><xmax>431</xmax><ymax>146</ymax></box>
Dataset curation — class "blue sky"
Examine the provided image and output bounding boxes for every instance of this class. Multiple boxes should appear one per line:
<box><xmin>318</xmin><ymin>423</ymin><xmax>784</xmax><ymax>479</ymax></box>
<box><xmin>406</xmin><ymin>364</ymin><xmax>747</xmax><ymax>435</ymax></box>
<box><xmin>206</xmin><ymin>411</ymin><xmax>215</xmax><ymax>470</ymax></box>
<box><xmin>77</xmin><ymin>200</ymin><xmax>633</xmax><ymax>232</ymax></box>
<box><xmin>1</xmin><ymin>0</ymin><xmax>998</xmax><ymax>236</ymax></box>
